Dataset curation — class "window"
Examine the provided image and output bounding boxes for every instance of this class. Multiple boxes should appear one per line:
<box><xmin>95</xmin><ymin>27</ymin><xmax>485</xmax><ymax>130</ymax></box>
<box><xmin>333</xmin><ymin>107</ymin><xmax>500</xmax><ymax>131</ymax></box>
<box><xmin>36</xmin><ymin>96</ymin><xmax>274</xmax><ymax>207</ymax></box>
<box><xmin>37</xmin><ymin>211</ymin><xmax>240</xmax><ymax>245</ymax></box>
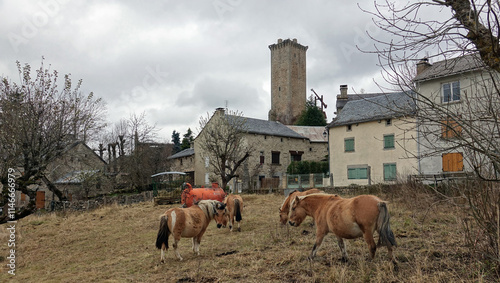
<box><xmin>441</xmin><ymin>119</ymin><xmax>462</xmax><ymax>139</ymax></box>
<box><xmin>259</xmin><ymin>152</ymin><xmax>265</xmax><ymax>164</ymax></box>
<box><xmin>384</xmin><ymin>163</ymin><xmax>397</xmax><ymax>181</ymax></box>
<box><xmin>442</xmin><ymin>81</ymin><xmax>460</xmax><ymax>103</ymax></box>
<box><xmin>442</xmin><ymin>152</ymin><xmax>464</xmax><ymax>172</ymax></box>
<box><xmin>386</xmin><ymin>119</ymin><xmax>392</xmax><ymax>126</ymax></box>
<box><xmin>344</xmin><ymin>138</ymin><xmax>354</xmax><ymax>152</ymax></box>
<box><xmin>272</xmin><ymin>151</ymin><xmax>280</xmax><ymax>164</ymax></box>
<box><xmin>290</xmin><ymin>151</ymin><xmax>303</xmax><ymax>162</ymax></box>
<box><xmin>384</xmin><ymin>134</ymin><xmax>395</xmax><ymax>149</ymax></box>
<box><xmin>348</xmin><ymin>167</ymin><xmax>368</xmax><ymax>179</ymax></box>
<box><xmin>346</xmin><ymin>125</ymin><xmax>352</xmax><ymax>131</ymax></box>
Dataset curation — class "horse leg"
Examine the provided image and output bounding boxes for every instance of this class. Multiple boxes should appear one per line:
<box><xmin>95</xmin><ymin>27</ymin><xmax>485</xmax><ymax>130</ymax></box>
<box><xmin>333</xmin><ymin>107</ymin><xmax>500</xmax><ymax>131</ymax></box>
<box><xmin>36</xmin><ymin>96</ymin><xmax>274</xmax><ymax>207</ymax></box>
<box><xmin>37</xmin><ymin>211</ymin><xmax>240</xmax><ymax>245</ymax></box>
<box><xmin>309</xmin><ymin>230</ymin><xmax>327</xmax><ymax>260</ymax></box>
<box><xmin>237</xmin><ymin>220</ymin><xmax>241</xmax><ymax>232</ymax></box>
<box><xmin>194</xmin><ymin>235</ymin><xmax>202</xmax><ymax>255</ymax></box>
<box><xmin>336</xmin><ymin>237</ymin><xmax>348</xmax><ymax>262</ymax></box>
<box><xmin>173</xmin><ymin>237</ymin><xmax>183</xmax><ymax>261</ymax></box>
<box><xmin>161</xmin><ymin>243</ymin><xmax>167</xmax><ymax>263</ymax></box>
<box><xmin>229</xmin><ymin>213</ymin><xmax>234</xmax><ymax>232</ymax></box>
<box><xmin>363</xmin><ymin>231</ymin><xmax>377</xmax><ymax>260</ymax></box>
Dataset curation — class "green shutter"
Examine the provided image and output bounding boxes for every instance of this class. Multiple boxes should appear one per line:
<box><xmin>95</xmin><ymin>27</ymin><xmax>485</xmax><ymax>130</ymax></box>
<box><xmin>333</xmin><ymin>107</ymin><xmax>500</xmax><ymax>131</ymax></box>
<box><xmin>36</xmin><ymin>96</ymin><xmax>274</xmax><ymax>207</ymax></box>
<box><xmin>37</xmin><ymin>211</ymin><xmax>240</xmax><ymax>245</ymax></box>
<box><xmin>384</xmin><ymin>164</ymin><xmax>396</xmax><ymax>180</ymax></box>
<box><xmin>384</xmin><ymin>135</ymin><xmax>395</xmax><ymax>149</ymax></box>
<box><xmin>345</xmin><ymin>138</ymin><xmax>354</xmax><ymax>152</ymax></box>
<box><xmin>348</xmin><ymin>167</ymin><xmax>368</xmax><ymax>179</ymax></box>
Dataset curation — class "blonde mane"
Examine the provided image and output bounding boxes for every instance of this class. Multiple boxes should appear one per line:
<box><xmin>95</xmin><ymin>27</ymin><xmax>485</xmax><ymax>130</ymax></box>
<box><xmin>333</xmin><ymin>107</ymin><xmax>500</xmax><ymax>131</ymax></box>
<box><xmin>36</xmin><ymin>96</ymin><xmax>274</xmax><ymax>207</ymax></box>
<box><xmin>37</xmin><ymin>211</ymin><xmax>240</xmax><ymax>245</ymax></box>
<box><xmin>197</xmin><ymin>200</ymin><xmax>219</xmax><ymax>219</ymax></box>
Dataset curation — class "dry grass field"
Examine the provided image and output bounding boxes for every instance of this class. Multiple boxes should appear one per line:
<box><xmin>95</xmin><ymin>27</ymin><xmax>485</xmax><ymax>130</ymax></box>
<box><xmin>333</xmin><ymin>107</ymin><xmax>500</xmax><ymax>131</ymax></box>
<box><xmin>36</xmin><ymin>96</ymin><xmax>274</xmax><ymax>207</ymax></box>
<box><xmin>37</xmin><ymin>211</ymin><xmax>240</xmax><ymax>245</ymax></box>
<box><xmin>0</xmin><ymin>188</ymin><xmax>495</xmax><ymax>282</ymax></box>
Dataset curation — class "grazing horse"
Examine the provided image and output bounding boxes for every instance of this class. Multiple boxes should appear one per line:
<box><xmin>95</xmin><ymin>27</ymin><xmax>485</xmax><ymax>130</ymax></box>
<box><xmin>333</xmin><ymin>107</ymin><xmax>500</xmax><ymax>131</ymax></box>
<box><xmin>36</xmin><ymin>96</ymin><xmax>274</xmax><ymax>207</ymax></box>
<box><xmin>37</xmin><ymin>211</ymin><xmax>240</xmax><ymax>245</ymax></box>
<box><xmin>155</xmin><ymin>200</ymin><xmax>226</xmax><ymax>262</ymax></box>
<box><xmin>279</xmin><ymin>188</ymin><xmax>324</xmax><ymax>225</ymax></box>
<box><xmin>288</xmin><ymin>194</ymin><xmax>397</xmax><ymax>262</ymax></box>
<box><xmin>222</xmin><ymin>194</ymin><xmax>244</xmax><ymax>232</ymax></box>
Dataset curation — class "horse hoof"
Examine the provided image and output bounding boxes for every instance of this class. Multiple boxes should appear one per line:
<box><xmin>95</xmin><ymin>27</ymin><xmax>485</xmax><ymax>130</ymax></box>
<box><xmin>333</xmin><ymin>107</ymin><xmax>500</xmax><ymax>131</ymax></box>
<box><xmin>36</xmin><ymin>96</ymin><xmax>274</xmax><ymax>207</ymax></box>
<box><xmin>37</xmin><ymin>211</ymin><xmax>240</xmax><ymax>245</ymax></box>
<box><xmin>340</xmin><ymin>257</ymin><xmax>348</xmax><ymax>263</ymax></box>
<box><xmin>237</xmin><ymin>227</ymin><xmax>241</xmax><ymax>232</ymax></box>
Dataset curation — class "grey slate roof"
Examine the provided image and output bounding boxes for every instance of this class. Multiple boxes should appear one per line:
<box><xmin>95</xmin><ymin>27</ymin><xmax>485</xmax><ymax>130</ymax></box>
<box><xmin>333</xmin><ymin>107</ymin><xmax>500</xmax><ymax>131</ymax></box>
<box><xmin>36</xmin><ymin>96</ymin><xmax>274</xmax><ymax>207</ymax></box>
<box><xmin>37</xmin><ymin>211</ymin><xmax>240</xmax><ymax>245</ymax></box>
<box><xmin>286</xmin><ymin>126</ymin><xmax>327</xmax><ymax>142</ymax></box>
<box><xmin>328</xmin><ymin>91</ymin><xmax>416</xmax><ymax>127</ymax></box>
<box><xmin>54</xmin><ymin>170</ymin><xmax>100</xmax><ymax>184</ymax></box>
<box><xmin>167</xmin><ymin>148</ymin><xmax>194</xmax><ymax>160</ymax></box>
<box><xmin>234</xmin><ymin>116</ymin><xmax>306</xmax><ymax>139</ymax></box>
<box><xmin>414</xmin><ymin>53</ymin><xmax>485</xmax><ymax>82</ymax></box>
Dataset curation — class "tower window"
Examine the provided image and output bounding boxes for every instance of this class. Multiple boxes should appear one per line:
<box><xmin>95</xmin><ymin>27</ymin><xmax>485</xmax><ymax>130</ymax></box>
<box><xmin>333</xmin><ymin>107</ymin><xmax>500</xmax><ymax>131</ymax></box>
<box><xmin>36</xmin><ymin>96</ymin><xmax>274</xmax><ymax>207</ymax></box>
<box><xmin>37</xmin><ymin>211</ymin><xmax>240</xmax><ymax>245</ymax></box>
<box><xmin>278</xmin><ymin>86</ymin><xmax>281</xmax><ymax>91</ymax></box>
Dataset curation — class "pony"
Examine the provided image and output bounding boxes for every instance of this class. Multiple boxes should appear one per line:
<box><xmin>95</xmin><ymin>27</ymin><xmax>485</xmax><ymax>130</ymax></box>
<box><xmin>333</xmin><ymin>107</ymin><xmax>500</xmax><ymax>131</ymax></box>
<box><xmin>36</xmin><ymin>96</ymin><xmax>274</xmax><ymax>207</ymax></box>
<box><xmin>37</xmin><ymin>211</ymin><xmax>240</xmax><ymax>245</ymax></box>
<box><xmin>155</xmin><ymin>200</ymin><xmax>226</xmax><ymax>262</ymax></box>
<box><xmin>279</xmin><ymin>188</ymin><xmax>324</xmax><ymax>225</ymax></box>
<box><xmin>288</xmin><ymin>193</ymin><xmax>397</xmax><ymax>262</ymax></box>
<box><xmin>222</xmin><ymin>194</ymin><xmax>244</xmax><ymax>232</ymax></box>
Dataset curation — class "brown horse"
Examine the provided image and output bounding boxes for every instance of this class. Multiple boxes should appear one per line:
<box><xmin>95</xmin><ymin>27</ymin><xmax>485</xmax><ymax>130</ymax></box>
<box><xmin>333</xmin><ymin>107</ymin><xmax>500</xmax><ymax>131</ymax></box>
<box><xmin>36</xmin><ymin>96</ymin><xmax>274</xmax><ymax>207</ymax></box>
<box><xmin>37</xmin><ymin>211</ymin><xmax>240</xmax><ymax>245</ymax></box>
<box><xmin>279</xmin><ymin>188</ymin><xmax>324</xmax><ymax>225</ymax></box>
<box><xmin>288</xmin><ymin>193</ymin><xmax>397</xmax><ymax>262</ymax></box>
<box><xmin>155</xmin><ymin>200</ymin><xmax>226</xmax><ymax>262</ymax></box>
<box><xmin>222</xmin><ymin>194</ymin><xmax>244</xmax><ymax>232</ymax></box>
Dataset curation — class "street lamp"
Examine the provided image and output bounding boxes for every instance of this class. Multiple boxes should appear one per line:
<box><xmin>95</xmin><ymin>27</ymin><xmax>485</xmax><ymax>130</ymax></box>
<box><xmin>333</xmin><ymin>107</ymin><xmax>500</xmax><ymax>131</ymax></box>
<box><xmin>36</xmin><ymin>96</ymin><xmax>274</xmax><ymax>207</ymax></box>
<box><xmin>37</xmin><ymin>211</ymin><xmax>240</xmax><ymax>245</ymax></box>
<box><xmin>323</xmin><ymin>127</ymin><xmax>333</xmax><ymax>187</ymax></box>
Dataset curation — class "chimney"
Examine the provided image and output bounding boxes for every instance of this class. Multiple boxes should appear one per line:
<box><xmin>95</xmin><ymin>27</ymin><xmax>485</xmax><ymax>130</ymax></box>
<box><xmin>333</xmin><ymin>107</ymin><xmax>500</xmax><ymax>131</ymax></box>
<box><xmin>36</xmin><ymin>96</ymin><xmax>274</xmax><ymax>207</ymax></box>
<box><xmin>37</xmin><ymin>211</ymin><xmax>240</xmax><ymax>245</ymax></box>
<box><xmin>215</xmin><ymin>107</ymin><xmax>225</xmax><ymax>116</ymax></box>
<box><xmin>416</xmin><ymin>58</ymin><xmax>431</xmax><ymax>76</ymax></box>
<box><xmin>340</xmin><ymin>84</ymin><xmax>348</xmax><ymax>98</ymax></box>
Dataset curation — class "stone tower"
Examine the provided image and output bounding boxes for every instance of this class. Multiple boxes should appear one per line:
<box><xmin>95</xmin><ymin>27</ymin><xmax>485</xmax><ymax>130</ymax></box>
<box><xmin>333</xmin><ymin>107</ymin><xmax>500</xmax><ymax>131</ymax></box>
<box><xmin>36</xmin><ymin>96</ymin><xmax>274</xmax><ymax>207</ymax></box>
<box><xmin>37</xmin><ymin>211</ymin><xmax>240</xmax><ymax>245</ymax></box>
<box><xmin>268</xmin><ymin>38</ymin><xmax>308</xmax><ymax>125</ymax></box>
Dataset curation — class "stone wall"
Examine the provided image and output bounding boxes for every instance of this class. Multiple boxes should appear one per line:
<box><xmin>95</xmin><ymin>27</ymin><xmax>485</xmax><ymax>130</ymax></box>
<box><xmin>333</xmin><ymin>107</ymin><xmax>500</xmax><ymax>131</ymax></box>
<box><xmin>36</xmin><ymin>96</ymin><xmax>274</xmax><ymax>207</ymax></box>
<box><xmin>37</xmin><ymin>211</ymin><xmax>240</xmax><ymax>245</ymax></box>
<box><xmin>49</xmin><ymin>191</ymin><xmax>154</xmax><ymax>212</ymax></box>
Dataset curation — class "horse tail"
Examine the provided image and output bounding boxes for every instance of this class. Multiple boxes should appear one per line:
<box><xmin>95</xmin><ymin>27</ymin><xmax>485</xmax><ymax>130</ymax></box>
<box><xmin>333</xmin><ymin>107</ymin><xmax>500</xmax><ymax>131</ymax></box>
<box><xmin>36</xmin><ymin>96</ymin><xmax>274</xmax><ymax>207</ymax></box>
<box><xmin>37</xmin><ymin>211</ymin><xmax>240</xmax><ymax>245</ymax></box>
<box><xmin>377</xmin><ymin>202</ymin><xmax>397</xmax><ymax>248</ymax></box>
<box><xmin>234</xmin><ymin>199</ymin><xmax>242</xmax><ymax>222</ymax></box>
<box><xmin>156</xmin><ymin>215</ymin><xmax>170</xmax><ymax>250</ymax></box>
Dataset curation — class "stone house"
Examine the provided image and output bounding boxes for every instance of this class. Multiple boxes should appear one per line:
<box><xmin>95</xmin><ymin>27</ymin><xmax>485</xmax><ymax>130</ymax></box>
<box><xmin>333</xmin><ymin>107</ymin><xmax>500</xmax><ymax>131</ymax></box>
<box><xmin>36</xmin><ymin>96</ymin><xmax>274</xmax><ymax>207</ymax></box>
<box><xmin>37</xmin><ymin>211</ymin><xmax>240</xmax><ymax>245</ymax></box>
<box><xmin>19</xmin><ymin>141</ymin><xmax>108</xmax><ymax>209</ymax></box>
<box><xmin>166</xmin><ymin>148</ymin><xmax>195</xmax><ymax>183</ymax></box>
<box><xmin>327</xmin><ymin>89</ymin><xmax>418</xmax><ymax>186</ymax></box>
<box><xmin>190</xmin><ymin>108</ymin><xmax>328</xmax><ymax>191</ymax></box>
<box><xmin>413</xmin><ymin>54</ymin><xmax>500</xmax><ymax>177</ymax></box>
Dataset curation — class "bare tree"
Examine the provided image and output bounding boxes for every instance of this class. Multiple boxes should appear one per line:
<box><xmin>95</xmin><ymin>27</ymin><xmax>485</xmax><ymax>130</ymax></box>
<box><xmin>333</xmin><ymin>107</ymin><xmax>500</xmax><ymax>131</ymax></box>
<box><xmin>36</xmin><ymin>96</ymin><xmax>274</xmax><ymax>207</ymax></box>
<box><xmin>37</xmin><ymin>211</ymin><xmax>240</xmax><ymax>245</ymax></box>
<box><xmin>362</xmin><ymin>0</ymin><xmax>500</xmax><ymax>271</ymax></box>
<box><xmin>0</xmin><ymin>60</ymin><xmax>106</xmax><ymax>210</ymax></box>
<box><xmin>102</xmin><ymin>112</ymin><xmax>168</xmax><ymax>191</ymax></box>
<box><xmin>197</xmin><ymin>109</ymin><xmax>254</xmax><ymax>191</ymax></box>
<box><xmin>361</xmin><ymin>1</ymin><xmax>500</xmax><ymax>180</ymax></box>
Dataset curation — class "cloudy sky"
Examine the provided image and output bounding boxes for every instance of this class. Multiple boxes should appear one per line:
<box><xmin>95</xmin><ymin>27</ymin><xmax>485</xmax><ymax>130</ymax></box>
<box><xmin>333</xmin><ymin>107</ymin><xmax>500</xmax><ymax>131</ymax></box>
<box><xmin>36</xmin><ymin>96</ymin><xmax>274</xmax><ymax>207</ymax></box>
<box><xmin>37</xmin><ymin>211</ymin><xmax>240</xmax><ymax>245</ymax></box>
<box><xmin>1</xmin><ymin>0</ymin><xmax>409</xmax><ymax>142</ymax></box>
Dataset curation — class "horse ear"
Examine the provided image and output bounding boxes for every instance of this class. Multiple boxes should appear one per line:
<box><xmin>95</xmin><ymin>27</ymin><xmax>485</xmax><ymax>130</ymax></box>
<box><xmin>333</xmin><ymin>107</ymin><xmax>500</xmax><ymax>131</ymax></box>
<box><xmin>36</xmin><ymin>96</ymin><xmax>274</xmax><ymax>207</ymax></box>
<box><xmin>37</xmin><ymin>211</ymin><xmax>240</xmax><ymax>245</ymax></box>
<box><xmin>294</xmin><ymin>196</ymin><xmax>300</xmax><ymax>203</ymax></box>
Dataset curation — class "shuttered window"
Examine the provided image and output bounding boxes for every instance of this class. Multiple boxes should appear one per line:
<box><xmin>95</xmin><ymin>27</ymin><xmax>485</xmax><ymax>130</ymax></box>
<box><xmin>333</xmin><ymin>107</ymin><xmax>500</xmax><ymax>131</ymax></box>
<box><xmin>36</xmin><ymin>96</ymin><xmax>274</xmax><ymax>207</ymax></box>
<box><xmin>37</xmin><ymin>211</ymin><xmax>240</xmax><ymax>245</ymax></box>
<box><xmin>345</xmin><ymin>138</ymin><xmax>354</xmax><ymax>152</ymax></box>
<box><xmin>384</xmin><ymin>134</ymin><xmax>395</xmax><ymax>149</ymax></box>
<box><xmin>384</xmin><ymin>163</ymin><xmax>397</xmax><ymax>181</ymax></box>
<box><xmin>441</xmin><ymin>119</ymin><xmax>462</xmax><ymax>139</ymax></box>
<box><xmin>348</xmin><ymin>167</ymin><xmax>368</xmax><ymax>179</ymax></box>
<box><xmin>442</xmin><ymin>152</ymin><xmax>464</xmax><ymax>172</ymax></box>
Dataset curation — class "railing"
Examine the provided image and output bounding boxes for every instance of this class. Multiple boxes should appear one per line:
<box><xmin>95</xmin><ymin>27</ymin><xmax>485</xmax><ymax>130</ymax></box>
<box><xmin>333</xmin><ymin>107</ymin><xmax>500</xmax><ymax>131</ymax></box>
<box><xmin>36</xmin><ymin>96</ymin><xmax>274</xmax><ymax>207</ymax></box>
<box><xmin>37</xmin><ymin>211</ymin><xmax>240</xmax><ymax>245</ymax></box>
<box><xmin>287</xmin><ymin>173</ymin><xmax>326</xmax><ymax>189</ymax></box>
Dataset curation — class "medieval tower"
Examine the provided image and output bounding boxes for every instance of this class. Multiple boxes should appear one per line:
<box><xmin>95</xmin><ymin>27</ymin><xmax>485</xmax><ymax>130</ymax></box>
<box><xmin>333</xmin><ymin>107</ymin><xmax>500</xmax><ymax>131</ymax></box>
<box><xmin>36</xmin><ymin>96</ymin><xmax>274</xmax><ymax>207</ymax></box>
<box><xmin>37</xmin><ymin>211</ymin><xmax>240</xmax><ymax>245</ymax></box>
<box><xmin>268</xmin><ymin>38</ymin><xmax>308</xmax><ymax>125</ymax></box>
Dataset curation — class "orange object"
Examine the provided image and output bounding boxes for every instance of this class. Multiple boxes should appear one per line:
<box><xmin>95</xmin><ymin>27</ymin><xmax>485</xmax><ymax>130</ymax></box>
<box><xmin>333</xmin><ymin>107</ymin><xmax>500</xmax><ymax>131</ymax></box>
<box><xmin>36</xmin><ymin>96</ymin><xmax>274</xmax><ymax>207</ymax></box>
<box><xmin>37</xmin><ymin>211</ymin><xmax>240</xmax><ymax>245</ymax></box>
<box><xmin>181</xmin><ymin>183</ymin><xmax>226</xmax><ymax>207</ymax></box>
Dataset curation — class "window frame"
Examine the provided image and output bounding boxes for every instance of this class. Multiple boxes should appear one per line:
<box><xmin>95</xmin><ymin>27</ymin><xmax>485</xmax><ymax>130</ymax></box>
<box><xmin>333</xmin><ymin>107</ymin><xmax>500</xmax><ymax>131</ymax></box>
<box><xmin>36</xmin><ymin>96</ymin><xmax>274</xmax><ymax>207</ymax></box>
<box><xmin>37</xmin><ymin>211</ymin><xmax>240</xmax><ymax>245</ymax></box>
<box><xmin>271</xmin><ymin>151</ymin><xmax>280</xmax><ymax>165</ymax></box>
<box><xmin>344</xmin><ymin>138</ymin><xmax>355</xmax><ymax>152</ymax></box>
<box><xmin>383</xmin><ymin>134</ymin><xmax>395</xmax><ymax>150</ymax></box>
<box><xmin>383</xmin><ymin>163</ymin><xmax>397</xmax><ymax>181</ymax></box>
<box><xmin>347</xmin><ymin>166</ymin><xmax>368</xmax><ymax>179</ymax></box>
<box><xmin>442</xmin><ymin>81</ymin><xmax>460</xmax><ymax>103</ymax></box>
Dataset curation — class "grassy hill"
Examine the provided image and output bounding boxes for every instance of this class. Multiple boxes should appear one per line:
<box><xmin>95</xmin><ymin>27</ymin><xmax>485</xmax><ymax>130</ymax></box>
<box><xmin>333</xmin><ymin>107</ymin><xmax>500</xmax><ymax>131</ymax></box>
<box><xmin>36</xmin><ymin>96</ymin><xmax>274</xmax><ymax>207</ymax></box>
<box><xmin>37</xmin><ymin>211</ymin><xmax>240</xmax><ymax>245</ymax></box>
<box><xmin>0</xmin><ymin>190</ymin><xmax>489</xmax><ymax>282</ymax></box>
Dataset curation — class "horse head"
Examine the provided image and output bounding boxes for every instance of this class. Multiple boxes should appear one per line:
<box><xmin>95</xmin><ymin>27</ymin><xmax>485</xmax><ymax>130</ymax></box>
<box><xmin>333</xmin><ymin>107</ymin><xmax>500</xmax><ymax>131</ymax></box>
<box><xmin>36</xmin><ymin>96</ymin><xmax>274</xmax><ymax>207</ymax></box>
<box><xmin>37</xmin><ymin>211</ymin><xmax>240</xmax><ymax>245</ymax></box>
<box><xmin>288</xmin><ymin>195</ymin><xmax>306</xmax><ymax>227</ymax></box>
<box><xmin>214</xmin><ymin>201</ymin><xmax>227</xmax><ymax>228</ymax></box>
<box><xmin>279</xmin><ymin>207</ymin><xmax>288</xmax><ymax>225</ymax></box>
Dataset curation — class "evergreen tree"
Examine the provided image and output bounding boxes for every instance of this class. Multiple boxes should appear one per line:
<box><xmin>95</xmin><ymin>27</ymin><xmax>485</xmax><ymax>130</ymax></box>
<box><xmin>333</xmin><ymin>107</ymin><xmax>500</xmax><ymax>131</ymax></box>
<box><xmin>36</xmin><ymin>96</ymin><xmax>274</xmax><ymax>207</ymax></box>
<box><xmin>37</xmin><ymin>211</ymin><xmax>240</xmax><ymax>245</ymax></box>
<box><xmin>295</xmin><ymin>99</ymin><xmax>326</xmax><ymax>126</ymax></box>
<box><xmin>180</xmin><ymin>128</ymin><xmax>194</xmax><ymax>150</ymax></box>
<box><xmin>171</xmin><ymin>130</ymin><xmax>181</xmax><ymax>153</ymax></box>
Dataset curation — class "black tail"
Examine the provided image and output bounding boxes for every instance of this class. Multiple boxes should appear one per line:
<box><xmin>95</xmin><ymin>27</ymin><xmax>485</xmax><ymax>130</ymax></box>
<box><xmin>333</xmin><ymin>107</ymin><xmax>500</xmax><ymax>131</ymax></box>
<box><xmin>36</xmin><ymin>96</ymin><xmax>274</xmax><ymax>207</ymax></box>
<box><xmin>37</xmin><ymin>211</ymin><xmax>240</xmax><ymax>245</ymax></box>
<box><xmin>156</xmin><ymin>215</ymin><xmax>170</xmax><ymax>250</ymax></box>
<box><xmin>234</xmin><ymin>199</ymin><xmax>242</xmax><ymax>222</ymax></box>
<box><xmin>377</xmin><ymin>202</ymin><xmax>397</xmax><ymax>248</ymax></box>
